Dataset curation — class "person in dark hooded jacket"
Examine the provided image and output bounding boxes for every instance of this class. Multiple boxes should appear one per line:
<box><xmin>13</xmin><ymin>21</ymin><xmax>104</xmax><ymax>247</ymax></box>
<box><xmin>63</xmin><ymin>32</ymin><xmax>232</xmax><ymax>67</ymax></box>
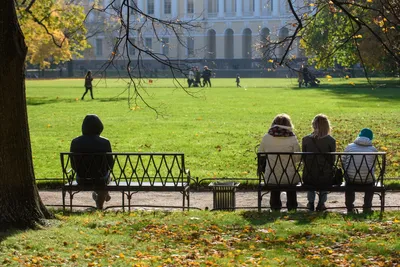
<box><xmin>70</xmin><ymin>114</ymin><xmax>113</xmax><ymax>209</ymax></box>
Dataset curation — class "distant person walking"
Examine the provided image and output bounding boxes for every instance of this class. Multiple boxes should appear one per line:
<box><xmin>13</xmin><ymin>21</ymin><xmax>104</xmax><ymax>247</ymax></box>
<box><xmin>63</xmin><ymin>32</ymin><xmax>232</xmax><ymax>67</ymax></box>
<box><xmin>187</xmin><ymin>67</ymin><xmax>195</xmax><ymax>87</ymax></box>
<box><xmin>194</xmin><ymin>67</ymin><xmax>202</xmax><ymax>87</ymax></box>
<box><xmin>236</xmin><ymin>74</ymin><xmax>241</xmax><ymax>87</ymax></box>
<box><xmin>202</xmin><ymin>66</ymin><xmax>212</xmax><ymax>87</ymax></box>
<box><xmin>81</xmin><ymin>70</ymin><xmax>94</xmax><ymax>100</ymax></box>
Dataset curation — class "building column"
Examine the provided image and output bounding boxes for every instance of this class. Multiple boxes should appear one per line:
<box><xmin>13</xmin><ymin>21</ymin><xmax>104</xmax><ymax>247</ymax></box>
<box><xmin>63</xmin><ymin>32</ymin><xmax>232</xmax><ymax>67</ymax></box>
<box><xmin>137</xmin><ymin>0</ymin><xmax>145</xmax><ymax>12</ymax></box>
<box><xmin>154</xmin><ymin>0</ymin><xmax>161</xmax><ymax>18</ymax></box>
<box><xmin>273</xmin><ymin>0</ymin><xmax>279</xmax><ymax>16</ymax></box>
<box><xmin>218</xmin><ymin>0</ymin><xmax>224</xmax><ymax>18</ymax></box>
<box><xmin>172</xmin><ymin>0</ymin><xmax>178</xmax><ymax>17</ymax></box>
<box><xmin>254</xmin><ymin>0</ymin><xmax>261</xmax><ymax>17</ymax></box>
<box><xmin>236</xmin><ymin>0</ymin><xmax>242</xmax><ymax>17</ymax></box>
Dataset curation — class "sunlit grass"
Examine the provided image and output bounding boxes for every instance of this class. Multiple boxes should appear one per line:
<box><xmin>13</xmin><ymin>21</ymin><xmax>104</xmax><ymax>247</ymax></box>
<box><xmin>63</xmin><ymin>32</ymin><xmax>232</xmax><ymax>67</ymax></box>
<box><xmin>26</xmin><ymin>77</ymin><xmax>400</xmax><ymax>186</ymax></box>
<box><xmin>0</xmin><ymin>210</ymin><xmax>399</xmax><ymax>266</ymax></box>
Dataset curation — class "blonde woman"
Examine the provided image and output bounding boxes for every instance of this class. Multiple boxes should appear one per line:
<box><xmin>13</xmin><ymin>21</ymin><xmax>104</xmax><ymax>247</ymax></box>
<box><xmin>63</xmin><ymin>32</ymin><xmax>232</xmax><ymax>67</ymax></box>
<box><xmin>302</xmin><ymin>114</ymin><xmax>336</xmax><ymax>211</ymax></box>
<box><xmin>258</xmin><ymin>114</ymin><xmax>301</xmax><ymax>212</ymax></box>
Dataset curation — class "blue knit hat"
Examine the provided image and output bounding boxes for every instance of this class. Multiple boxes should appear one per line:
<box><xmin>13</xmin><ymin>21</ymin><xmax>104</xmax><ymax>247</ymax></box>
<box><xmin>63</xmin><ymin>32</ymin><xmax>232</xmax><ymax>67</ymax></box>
<box><xmin>359</xmin><ymin>128</ymin><xmax>373</xmax><ymax>140</ymax></box>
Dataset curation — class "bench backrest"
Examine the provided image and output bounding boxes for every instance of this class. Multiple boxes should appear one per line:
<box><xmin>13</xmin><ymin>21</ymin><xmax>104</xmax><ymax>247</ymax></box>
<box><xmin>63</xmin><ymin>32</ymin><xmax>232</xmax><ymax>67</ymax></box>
<box><xmin>257</xmin><ymin>152</ymin><xmax>386</xmax><ymax>187</ymax></box>
<box><xmin>61</xmin><ymin>152</ymin><xmax>189</xmax><ymax>186</ymax></box>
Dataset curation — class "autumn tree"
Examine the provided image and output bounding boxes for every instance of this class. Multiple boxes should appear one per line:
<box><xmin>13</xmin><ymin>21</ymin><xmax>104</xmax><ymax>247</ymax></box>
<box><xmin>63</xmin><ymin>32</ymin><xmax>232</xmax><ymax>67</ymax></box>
<box><xmin>259</xmin><ymin>0</ymin><xmax>400</xmax><ymax>75</ymax></box>
<box><xmin>16</xmin><ymin>0</ymin><xmax>89</xmax><ymax>69</ymax></box>
<box><xmin>0</xmin><ymin>0</ymin><xmax>200</xmax><ymax>228</ymax></box>
<box><xmin>0</xmin><ymin>0</ymin><xmax>52</xmax><ymax>229</ymax></box>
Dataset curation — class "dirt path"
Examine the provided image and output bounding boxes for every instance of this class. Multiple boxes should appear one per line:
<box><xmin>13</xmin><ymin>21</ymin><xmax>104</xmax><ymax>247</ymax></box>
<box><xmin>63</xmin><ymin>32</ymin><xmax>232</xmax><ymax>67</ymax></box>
<box><xmin>40</xmin><ymin>190</ymin><xmax>400</xmax><ymax>212</ymax></box>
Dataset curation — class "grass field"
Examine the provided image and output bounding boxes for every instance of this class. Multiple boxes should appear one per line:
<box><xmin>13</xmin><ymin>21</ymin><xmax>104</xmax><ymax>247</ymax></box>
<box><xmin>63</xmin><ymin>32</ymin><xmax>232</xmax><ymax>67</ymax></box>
<box><xmin>1</xmin><ymin>210</ymin><xmax>399</xmax><ymax>266</ymax></box>
<box><xmin>26</xmin><ymin>77</ymin><xmax>400</xmax><ymax>184</ymax></box>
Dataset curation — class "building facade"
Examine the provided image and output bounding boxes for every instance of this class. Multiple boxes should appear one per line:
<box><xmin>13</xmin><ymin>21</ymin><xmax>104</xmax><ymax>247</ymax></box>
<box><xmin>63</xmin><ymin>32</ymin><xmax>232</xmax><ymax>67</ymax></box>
<box><xmin>76</xmin><ymin>0</ymin><xmax>300</xmax><ymax>76</ymax></box>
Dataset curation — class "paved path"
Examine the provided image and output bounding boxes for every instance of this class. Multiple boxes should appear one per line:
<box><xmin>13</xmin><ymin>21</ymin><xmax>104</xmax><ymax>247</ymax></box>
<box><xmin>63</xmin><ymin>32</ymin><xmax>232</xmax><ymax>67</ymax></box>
<box><xmin>40</xmin><ymin>190</ymin><xmax>400</xmax><ymax>212</ymax></box>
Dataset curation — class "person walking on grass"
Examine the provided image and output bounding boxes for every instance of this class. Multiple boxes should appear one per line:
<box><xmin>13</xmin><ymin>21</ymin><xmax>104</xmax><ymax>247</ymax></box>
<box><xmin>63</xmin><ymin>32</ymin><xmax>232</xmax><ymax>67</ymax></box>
<box><xmin>302</xmin><ymin>114</ymin><xmax>336</xmax><ymax>212</ymax></box>
<box><xmin>81</xmin><ymin>70</ymin><xmax>94</xmax><ymax>100</ymax></box>
<box><xmin>236</xmin><ymin>73</ymin><xmax>241</xmax><ymax>88</ymax></box>
<box><xmin>70</xmin><ymin>114</ymin><xmax>114</xmax><ymax>209</ymax></box>
<box><xmin>202</xmin><ymin>66</ymin><xmax>212</xmax><ymax>87</ymax></box>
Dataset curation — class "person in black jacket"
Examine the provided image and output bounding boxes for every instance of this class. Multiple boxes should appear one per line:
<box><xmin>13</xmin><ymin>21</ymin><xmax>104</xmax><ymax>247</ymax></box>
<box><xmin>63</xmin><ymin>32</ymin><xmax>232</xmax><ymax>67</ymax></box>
<box><xmin>302</xmin><ymin>114</ymin><xmax>336</xmax><ymax>212</ymax></box>
<box><xmin>70</xmin><ymin>114</ymin><xmax>113</xmax><ymax>209</ymax></box>
<box><xmin>81</xmin><ymin>70</ymin><xmax>94</xmax><ymax>100</ymax></box>
<box><xmin>202</xmin><ymin>66</ymin><xmax>212</xmax><ymax>87</ymax></box>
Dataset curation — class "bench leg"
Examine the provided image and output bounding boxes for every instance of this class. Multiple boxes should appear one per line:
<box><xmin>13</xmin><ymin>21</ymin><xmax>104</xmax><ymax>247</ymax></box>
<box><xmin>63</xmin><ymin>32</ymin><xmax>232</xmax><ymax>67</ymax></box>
<box><xmin>127</xmin><ymin>193</ymin><xmax>132</xmax><ymax>212</ymax></box>
<box><xmin>69</xmin><ymin>192</ymin><xmax>73</xmax><ymax>212</ymax></box>
<box><xmin>122</xmin><ymin>191</ymin><xmax>125</xmax><ymax>212</ymax></box>
<box><xmin>258</xmin><ymin>187</ymin><xmax>262</xmax><ymax>212</ymax></box>
<box><xmin>381</xmin><ymin>191</ymin><xmax>385</xmax><ymax>213</ymax></box>
<box><xmin>62</xmin><ymin>190</ymin><xmax>66</xmax><ymax>214</ymax></box>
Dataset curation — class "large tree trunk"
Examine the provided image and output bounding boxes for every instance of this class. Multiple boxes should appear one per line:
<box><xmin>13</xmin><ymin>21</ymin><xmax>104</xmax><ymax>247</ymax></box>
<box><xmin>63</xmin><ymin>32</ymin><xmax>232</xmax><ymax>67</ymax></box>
<box><xmin>0</xmin><ymin>0</ymin><xmax>52</xmax><ymax>229</ymax></box>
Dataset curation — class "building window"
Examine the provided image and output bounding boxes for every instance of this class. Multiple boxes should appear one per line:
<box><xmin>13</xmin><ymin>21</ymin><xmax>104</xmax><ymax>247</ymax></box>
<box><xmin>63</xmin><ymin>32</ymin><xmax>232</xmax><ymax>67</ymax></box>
<box><xmin>145</xmin><ymin>37</ymin><xmax>152</xmax><ymax>50</ymax></box>
<box><xmin>164</xmin><ymin>0</ymin><xmax>171</xmax><ymax>14</ymax></box>
<box><xmin>187</xmin><ymin>37</ymin><xmax>194</xmax><ymax>56</ymax></box>
<box><xmin>187</xmin><ymin>0</ymin><xmax>194</xmax><ymax>13</ymax></box>
<box><xmin>147</xmin><ymin>0</ymin><xmax>154</xmax><ymax>14</ymax></box>
<box><xmin>128</xmin><ymin>38</ymin><xmax>136</xmax><ymax>56</ymax></box>
<box><xmin>95</xmin><ymin>39</ymin><xmax>103</xmax><ymax>56</ymax></box>
<box><xmin>161</xmin><ymin>38</ymin><xmax>169</xmax><ymax>56</ymax></box>
<box><xmin>208</xmin><ymin>0</ymin><xmax>218</xmax><ymax>13</ymax></box>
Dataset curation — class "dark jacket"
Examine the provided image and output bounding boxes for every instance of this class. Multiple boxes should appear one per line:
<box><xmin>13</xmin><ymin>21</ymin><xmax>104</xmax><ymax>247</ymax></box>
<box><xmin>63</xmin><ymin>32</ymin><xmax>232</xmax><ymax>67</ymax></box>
<box><xmin>70</xmin><ymin>115</ymin><xmax>113</xmax><ymax>184</ymax></box>
<box><xmin>302</xmin><ymin>134</ymin><xmax>336</xmax><ymax>186</ymax></box>
<box><xmin>202</xmin><ymin>69</ymin><xmax>212</xmax><ymax>79</ymax></box>
<box><xmin>84</xmin><ymin>75</ymin><xmax>93</xmax><ymax>88</ymax></box>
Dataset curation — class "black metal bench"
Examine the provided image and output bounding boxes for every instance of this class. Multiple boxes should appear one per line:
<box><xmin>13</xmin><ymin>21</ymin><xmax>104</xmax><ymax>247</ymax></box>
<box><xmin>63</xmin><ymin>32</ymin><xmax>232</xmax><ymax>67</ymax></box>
<box><xmin>60</xmin><ymin>152</ymin><xmax>190</xmax><ymax>211</ymax></box>
<box><xmin>257</xmin><ymin>152</ymin><xmax>386</xmax><ymax>212</ymax></box>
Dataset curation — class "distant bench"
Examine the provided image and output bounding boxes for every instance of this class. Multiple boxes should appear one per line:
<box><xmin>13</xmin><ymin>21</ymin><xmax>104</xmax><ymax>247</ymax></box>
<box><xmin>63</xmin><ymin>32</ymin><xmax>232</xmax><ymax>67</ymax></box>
<box><xmin>257</xmin><ymin>152</ymin><xmax>386</xmax><ymax>212</ymax></box>
<box><xmin>60</xmin><ymin>152</ymin><xmax>190</xmax><ymax>212</ymax></box>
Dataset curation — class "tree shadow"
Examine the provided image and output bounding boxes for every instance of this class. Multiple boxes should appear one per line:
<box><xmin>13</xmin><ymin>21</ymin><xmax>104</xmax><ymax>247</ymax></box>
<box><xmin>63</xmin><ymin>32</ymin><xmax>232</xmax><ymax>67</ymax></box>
<box><xmin>293</xmin><ymin>79</ymin><xmax>400</xmax><ymax>102</ymax></box>
<box><xmin>241</xmin><ymin>210</ymin><xmax>383</xmax><ymax>226</ymax></box>
<box><xmin>26</xmin><ymin>97</ymin><xmax>125</xmax><ymax>106</ymax></box>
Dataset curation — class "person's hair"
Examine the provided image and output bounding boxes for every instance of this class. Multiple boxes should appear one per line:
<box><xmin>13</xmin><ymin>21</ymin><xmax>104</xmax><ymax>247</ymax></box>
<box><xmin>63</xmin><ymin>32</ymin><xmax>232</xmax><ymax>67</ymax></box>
<box><xmin>271</xmin><ymin>113</ymin><xmax>293</xmax><ymax>128</ymax></box>
<box><xmin>311</xmin><ymin>114</ymin><xmax>331</xmax><ymax>138</ymax></box>
<box><xmin>85</xmin><ymin>71</ymin><xmax>91</xmax><ymax>77</ymax></box>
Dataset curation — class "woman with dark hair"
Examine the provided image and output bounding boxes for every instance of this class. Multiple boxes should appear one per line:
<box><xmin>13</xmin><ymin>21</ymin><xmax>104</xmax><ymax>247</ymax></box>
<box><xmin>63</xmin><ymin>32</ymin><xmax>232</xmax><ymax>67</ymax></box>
<box><xmin>81</xmin><ymin>70</ymin><xmax>94</xmax><ymax>100</ymax></box>
<box><xmin>302</xmin><ymin>114</ymin><xmax>336</xmax><ymax>211</ymax></box>
<box><xmin>258</xmin><ymin>113</ymin><xmax>301</xmax><ymax>211</ymax></box>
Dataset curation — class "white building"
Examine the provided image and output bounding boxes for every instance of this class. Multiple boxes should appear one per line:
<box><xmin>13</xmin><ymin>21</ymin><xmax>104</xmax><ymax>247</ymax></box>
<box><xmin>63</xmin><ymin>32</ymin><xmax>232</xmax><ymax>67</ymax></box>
<box><xmin>76</xmin><ymin>0</ymin><xmax>301</xmax><ymax>76</ymax></box>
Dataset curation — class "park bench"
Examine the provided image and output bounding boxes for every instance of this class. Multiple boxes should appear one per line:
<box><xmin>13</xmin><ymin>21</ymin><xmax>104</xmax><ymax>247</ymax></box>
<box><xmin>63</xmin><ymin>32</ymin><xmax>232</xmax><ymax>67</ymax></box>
<box><xmin>60</xmin><ymin>152</ymin><xmax>190</xmax><ymax>212</ymax></box>
<box><xmin>257</xmin><ymin>152</ymin><xmax>386</xmax><ymax>212</ymax></box>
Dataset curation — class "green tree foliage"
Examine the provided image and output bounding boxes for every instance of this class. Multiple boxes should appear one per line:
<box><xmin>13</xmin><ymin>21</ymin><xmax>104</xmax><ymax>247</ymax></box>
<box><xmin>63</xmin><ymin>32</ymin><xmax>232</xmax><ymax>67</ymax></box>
<box><xmin>16</xmin><ymin>0</ymin><xmax>89</xmax><ymax>69</ymax></box>
<box><xmin>300</xmin><ymin>0</ymin><xmax>399</xmax><ymax>71</ymax></box>
<box><xmin>259</xmin><ymin>0</ymin><xmax>399</xmax><ymax>73</ymax></box>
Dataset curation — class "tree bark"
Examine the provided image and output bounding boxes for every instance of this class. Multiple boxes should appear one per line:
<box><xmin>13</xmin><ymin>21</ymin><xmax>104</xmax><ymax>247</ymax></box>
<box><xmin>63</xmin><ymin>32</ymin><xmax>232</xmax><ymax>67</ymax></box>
<box><xmin>0</xmin><ymin>0</ymin><xmax>52</xmax><ymax>229</ymax></box>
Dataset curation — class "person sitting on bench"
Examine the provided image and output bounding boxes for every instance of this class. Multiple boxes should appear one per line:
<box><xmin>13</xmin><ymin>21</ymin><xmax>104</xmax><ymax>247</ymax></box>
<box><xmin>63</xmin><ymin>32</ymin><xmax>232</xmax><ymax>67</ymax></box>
<box><xmin>70</xmin><ymin>114</ymin><xmax>114</xmax><ymax>209</ymax></box>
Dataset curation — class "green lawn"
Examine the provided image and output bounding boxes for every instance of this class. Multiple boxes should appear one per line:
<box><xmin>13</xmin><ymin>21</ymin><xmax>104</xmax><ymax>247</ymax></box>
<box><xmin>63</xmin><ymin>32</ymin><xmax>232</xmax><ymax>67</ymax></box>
<box><xmin>26</xmin><ymin>77</ymin><xmax>400</xmax><ymax>185</ymax></box>
<box><xmin>1</xmin><ymin>210</ymin><xmax>399</xmax><ymax>266</ymax></box>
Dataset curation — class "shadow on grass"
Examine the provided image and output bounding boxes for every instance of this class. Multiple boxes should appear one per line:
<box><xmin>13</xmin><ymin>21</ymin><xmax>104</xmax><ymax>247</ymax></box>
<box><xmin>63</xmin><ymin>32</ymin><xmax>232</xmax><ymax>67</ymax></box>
<box><xmin>26</xmin><ymin>97</ymin><xmax>125</xmax><ymax>106</ymax></box>
<box><xmin>293</xmin><ymin>79</ymin><xmax>400</xmax><ymax>102</ymax></box>
<box><xmin>240</xmin><ymin>210</ymin><xmax>383</xmax><ymax>226</ymax></box>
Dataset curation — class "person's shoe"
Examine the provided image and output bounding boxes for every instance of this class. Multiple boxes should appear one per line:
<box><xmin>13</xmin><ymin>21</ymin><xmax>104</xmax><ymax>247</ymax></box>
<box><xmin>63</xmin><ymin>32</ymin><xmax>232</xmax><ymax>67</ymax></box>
<box><xmin>347</xmin><ymin>208</ymin><xmax>358</xmax><ymax>214</ymax></box>
<box><xmin>363</xmin><ymin>208</ymin><xmax>372</xmax><ymax>214</ymax></box>
<box><xmin>307</xmin><ymin>202</ymin><xmax>315</xmax><ymax>211</ymax></box>
<box><xmin>105</xmin><ymin>193</ymin><xmax>111</xmax><ymax>202</ymax></box>
<box><xmin>92</xmin><ymin>192</ymin><xmax>98</xmax><ymax>201</ymax></box>
<box><xmin>316</xmin><ymin>204</ymin><xmax>327</xmax><ymax>212</ymax></box>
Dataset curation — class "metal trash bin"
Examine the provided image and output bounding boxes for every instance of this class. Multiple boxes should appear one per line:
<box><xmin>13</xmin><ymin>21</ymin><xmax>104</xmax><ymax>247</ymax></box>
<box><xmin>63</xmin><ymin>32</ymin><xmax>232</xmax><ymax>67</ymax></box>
<box><xmin>209</xmin><ymin>182</ymin><xmax>240</xmax><ymax>211</ymax></box>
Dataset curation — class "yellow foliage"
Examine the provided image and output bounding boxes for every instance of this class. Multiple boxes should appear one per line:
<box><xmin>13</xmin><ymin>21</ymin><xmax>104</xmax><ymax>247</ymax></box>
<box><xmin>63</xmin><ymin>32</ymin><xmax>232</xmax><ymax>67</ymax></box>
<box><xmin>18</xmin><ymin>0</ymin><xmax>88</xmax><ymax>69</ymax></box>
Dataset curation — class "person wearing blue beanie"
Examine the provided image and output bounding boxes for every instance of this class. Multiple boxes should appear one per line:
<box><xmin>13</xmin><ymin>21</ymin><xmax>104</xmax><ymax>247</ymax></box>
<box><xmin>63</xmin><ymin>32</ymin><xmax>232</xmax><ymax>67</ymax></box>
<box><xmin>342</xmin><ymin>128</ymin><xmax>378</xmax><ymax>213</ymax></box>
